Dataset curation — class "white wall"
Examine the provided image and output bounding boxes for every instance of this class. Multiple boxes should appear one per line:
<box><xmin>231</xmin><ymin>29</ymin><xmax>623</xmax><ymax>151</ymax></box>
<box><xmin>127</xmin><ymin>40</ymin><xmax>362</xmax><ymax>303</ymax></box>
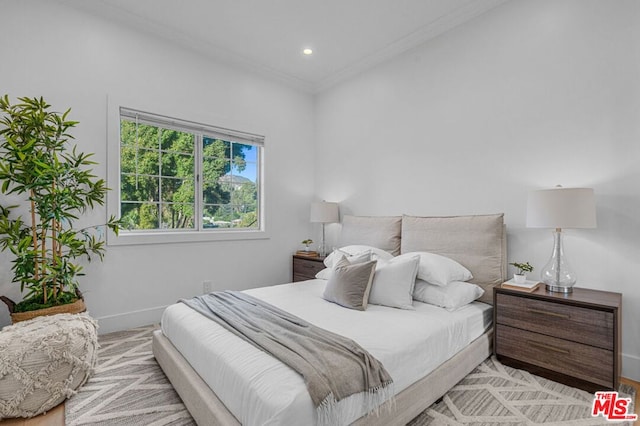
<box><xmin>0</xmin><ymin>0</ymin><xmax>316</xmax><ymax>332</ymax></box>
<box><xmin>315</xmin><ymin>0</ymin><xmax>640</xmax><ymax>380</ymax></box>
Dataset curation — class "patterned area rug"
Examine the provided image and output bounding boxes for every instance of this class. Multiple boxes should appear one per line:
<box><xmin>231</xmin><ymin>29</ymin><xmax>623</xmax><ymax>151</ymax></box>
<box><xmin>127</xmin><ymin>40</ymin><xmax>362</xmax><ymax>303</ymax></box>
<box><xmin>66</xmin><ymin>325</ymin><xmax>635</xmax><ymax>425</ymax></box>
<box><xmin>65</xmin><ymin>325</ymin><xmax>193</xmax><ymax>425</ymax></box>
<box><xmin>409</xmin><ymin>357</ymin><xmax>635</xmax><ymax>426</ymax></box>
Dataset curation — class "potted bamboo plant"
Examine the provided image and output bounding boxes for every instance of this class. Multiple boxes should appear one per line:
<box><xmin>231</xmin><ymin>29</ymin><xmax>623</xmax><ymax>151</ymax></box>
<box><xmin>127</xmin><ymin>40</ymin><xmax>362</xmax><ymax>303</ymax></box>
<box><xmin>0</xmin><ymin>95</ymin><xmax>120</xmax><ymax>323</ymax></box>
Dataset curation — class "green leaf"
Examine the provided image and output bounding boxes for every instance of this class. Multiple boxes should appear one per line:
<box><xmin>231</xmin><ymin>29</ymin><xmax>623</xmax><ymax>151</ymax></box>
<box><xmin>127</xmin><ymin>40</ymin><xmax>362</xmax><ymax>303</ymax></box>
<box><xmin>0</xmin><ymin>94</ymin><xmax>114</xmax><ymax>305</ymax></box>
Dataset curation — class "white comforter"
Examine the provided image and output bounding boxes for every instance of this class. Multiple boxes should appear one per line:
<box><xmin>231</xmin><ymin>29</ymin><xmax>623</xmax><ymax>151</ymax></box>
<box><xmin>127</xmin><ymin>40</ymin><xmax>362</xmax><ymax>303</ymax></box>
<box><xmin>161</xmin><ymin>280</ymin><xmax>492</xmax><ymax>426</ymax></box>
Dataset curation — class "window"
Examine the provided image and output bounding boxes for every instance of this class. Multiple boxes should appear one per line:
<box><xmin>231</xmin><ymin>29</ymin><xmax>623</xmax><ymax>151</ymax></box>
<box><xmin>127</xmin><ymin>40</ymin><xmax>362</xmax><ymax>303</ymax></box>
<box><xmin>118</xmin><ymin>108</ymin><xmax>263</xmax><ymax>234</ymax></box>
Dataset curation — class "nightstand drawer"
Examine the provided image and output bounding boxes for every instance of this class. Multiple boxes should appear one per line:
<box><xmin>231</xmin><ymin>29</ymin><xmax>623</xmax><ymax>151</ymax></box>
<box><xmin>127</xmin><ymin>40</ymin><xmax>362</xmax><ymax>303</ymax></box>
<box><xmin>292</xmin><ymin>256</ymin><xmax>326</xmax><ymax>281</ymax></box>
<box><xmin>496</xmin><ymin>324</ymin><xmax>614</xmax><ymax>388</ymax></box>
<box><xmin>496</xmin><ymin>293</ymin><xmax>614</xmax><ymax>350</ymax></box>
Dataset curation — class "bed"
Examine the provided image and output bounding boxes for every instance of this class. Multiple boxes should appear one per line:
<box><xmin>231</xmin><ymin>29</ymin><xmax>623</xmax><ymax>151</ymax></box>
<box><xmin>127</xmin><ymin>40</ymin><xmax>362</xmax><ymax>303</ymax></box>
<box><xmin>153</xmin><ymin>213</ymin><xmax>506</xmax><ymax>425</ymax></box>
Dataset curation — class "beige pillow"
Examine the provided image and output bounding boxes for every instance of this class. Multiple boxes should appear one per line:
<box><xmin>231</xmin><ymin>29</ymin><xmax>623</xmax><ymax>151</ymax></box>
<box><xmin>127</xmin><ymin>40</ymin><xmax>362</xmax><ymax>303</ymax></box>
<box><xmin>323</xmin><ymin>256</ymin><xmax>377</xmax><ymax>310</ymax></box>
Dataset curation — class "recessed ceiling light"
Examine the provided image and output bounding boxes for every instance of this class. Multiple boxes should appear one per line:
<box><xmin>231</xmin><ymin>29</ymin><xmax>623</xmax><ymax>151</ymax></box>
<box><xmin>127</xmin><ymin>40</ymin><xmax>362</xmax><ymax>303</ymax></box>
<box><xmin>303</xmin><ymin>48</ymin><xmax>313</xmax><ymax>55</ymax></box>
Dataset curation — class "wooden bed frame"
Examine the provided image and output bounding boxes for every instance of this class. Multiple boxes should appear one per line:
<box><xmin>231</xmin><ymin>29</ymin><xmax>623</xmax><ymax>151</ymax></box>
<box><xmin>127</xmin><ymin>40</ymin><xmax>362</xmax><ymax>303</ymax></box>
<box><xmin>153</xmin><ymin>328</ymin><xmax>492</xmax><ymax>425</ymax></box>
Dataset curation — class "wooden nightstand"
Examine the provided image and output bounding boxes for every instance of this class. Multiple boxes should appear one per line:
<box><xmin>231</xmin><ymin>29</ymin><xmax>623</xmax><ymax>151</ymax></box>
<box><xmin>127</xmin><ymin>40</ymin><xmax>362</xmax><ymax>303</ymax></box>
<box><xmin>493</xmin><ymin>285</ymin><xmax>621</xmax><ymax>393</ymax></box>
<box><xmin>292</xmin><ymin>255</ymin><xmax>326</xmax><ymax>282</ymax></box>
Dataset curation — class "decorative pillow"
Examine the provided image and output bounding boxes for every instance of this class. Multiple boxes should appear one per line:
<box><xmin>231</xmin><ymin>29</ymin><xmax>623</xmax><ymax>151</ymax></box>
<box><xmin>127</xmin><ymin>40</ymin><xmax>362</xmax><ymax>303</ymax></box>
<box><xmin>317</xmin><ymin>249</ymin><xmax>373</xmax><ymax>280</ymax></box>
<box><xmin>323</xmin><ymin>256</ymin><xmax>377</xmax><ymax>310</ymax></box>
<box><xmin>368</xmin><ymin>255</ymin><xmax>420</xmax><ymax>310</ymax></box>
<box><xmin>339</xmin><ymin>216</ymin><xmax>402</xmax><ymax>255</ymax></box>
<box><xmin>315</xmin><ymin>268</ymin><xmax>332</xmax><ymax>280</ymax></box>
<box><xmin>396</xmin><ymin>251</ymin><xmax>472</xmax><ymax>287</ymax></box>
<box><xmin>324</xmin><ymin>245</ymin><xmax>391</xmax><ymax>269</ymax></box>
<box><xmin>413</xmin><ymin>280</ymin><xmax>484</xmax><ymax>311</ymax></box>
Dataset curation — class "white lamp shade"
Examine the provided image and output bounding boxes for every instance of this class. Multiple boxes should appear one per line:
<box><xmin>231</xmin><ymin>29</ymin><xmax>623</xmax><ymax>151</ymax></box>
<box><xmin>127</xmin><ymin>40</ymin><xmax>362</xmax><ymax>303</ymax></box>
<box><xmin>310</xmin><ymin>201</ymin><xmax>339</xmax><ymax>223</ymax></box>
<box><xmin>526</xmin><ymin>187</ymin><xmax>596</xmax><ymax>229</ymax></box>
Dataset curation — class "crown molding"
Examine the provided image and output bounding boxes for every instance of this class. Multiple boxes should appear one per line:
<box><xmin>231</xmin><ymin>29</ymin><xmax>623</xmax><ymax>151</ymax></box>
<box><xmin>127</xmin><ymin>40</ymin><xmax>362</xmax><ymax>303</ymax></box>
<box><xmin>56</xmin><ymin>0</ymin><xmax>509</xmax><ymax>95</ymax></box>
<box><xmin>56</xmin><ymin>0</ymin><xmax>316</xmax><ymax>93</ymax></box>
<box><xmin>314</xmin><ymin>0</ymin><xmax>510</xmax><ymax>93</ymax></box>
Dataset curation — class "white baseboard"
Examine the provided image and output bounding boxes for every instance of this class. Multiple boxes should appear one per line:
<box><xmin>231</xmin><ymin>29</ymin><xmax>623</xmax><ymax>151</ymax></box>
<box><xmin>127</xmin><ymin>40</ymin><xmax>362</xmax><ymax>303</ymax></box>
<box><xmin>94</xmin><ymin>305</ymin><xmax>168</xmax><ymax>334</ymax></box>
<box><xmin>622</xmin><ymin>352</ymin><xmax>640</xmax><ymax>382</ymax></box>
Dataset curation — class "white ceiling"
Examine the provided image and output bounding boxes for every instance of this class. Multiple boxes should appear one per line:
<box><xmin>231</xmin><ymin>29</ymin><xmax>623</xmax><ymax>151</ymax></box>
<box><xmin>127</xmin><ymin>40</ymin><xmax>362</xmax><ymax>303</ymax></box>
<box><xmin>58</xmin><ymin>0</ymin><xmax>509</xmax><ymax>93</ymax></box>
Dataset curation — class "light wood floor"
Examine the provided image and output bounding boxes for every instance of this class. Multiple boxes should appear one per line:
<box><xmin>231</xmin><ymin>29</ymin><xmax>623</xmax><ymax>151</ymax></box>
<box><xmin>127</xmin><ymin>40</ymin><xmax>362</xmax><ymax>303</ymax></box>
<box><xmin>0</xmin><ymin>403</ymin><xmax>64</xmax><ymax>426</ymax></box>
<box><xmin>2</xmin><ymin>378</ymin><xmax>638</xmax><ymax>425</ymax></box>
<box><xmin>621</xmin><ymin>377</ymin><xmax>640</xmax><ymax>426</ymax></box>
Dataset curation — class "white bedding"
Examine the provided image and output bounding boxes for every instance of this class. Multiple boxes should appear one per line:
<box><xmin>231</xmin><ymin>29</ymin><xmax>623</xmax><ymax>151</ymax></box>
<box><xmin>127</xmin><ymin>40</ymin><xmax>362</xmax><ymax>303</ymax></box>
<box><xmin>161</xmin><ymin>280</ymin><xmax>492</xmax><ymax>426</ymax></box>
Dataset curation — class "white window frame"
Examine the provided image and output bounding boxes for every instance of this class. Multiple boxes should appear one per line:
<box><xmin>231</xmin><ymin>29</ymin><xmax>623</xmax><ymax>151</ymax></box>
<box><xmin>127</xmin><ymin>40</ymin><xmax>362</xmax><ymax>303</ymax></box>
<box><xmin>107</xmin><ymin>99</ymin><xmax>267</xmax><ymax>246</ymax></box>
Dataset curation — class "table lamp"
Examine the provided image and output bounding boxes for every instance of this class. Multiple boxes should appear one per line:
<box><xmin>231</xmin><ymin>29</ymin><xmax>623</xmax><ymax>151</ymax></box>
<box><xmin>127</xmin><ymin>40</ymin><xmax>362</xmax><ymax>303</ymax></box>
<box><xmin>526</xmin><ymin>186</ymin><xmax>596</xmax><ymax>293</ymax></box>
<box><xmin>310</xmin><ymin>201</ymin><xmax>339</xmax><ymax>256</ymax></box>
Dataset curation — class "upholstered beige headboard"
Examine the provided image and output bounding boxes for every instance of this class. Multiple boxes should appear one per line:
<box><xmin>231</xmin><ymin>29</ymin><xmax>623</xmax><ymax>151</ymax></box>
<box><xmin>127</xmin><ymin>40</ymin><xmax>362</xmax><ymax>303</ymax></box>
<box><xmin>338</xmin><ymin>215</ymin><xmax>402</xmax><ymax>256</ymax></box>
<box><xmin>338</xmin><ymin>213</ymin><xmax>507</xmax><ymax>304</ymax></box>
<box><xmin>400</xmin><ymin>214</ymin><xmax>506</xmax><ymax>304</ymax></box>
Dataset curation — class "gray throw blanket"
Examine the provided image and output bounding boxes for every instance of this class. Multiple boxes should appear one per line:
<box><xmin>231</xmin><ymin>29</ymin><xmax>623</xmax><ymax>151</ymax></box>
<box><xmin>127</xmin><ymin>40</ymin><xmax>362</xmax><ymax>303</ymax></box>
<box><xmin>180</xmin><ymin>291</ymin><xmax>394</xmax><ymax>425</ymax></box>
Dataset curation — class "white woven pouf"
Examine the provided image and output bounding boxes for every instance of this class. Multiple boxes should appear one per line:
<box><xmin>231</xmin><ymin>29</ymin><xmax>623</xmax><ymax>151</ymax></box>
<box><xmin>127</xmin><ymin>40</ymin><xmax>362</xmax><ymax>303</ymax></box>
<box><xmin>0</xmin><ymin>313</ymin><xmax>98</xmax><ymax>419</ymax></box>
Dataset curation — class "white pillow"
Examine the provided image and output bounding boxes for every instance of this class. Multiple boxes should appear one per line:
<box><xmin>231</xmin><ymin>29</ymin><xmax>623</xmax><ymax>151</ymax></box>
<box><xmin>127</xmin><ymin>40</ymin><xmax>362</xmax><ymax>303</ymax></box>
<box><xmin>315</xmin><ymin>268</ymin><xmax>332</xmax><ymax>280</ymax></box>
<box><xmin>324</xmin><ymin>245</ymin><xmax>393</xmax><ymax>268</ymax></box>
<box><xmin>368</xmin><ymin>255</ymin><xmax>420</xmax><ymax>310</ymax></box>
<box><xmin>316</xmin><ymin>250</ymin><xmax>372</xmax><ymax>280</ymax></box>
<box><xmin>397</xmin><ymin>252</ymin><xmax>472</xmax><ymax>287</ymax></box>
<box><xmin>413</xmin><ymin>280</ymin><xmax>484</xmax><ymax>311</ymax></box>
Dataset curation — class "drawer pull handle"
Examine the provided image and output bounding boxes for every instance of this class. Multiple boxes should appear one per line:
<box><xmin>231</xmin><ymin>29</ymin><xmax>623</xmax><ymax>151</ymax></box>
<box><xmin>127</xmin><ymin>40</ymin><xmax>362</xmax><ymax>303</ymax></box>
<box><xmin>526</xmin><ymin>308</ymin><xmax>570</xmax><ymax>319</ymax></box>
<box><xmin>528</xmin><ymin>340</ymin><xmax>570</xmax><ymax>355</ymax></box>
<box><xmin>296</xmin><ymin>263</ymin><xmax>315</xmax><ymax>269</ymax></box>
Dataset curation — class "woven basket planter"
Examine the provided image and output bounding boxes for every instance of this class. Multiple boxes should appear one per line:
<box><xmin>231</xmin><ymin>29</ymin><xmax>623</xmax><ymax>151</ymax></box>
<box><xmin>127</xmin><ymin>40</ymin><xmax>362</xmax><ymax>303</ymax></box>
<box><xmin>0</xmin><ymin>294</ymin><xmax>86</xmax><ymax>324</ymax></box>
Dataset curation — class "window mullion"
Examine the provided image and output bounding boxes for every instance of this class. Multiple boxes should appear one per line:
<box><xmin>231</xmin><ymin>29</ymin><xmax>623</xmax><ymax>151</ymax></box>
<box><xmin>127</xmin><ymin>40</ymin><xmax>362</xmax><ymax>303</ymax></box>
<box><xmin>157</xmin><ymin>127</ymin><xmax>163</xmax><ymax>229</ymax></box>
<box><xmin>196</xmin><ymin>133</ymin><xmax>203</xmax><ymax>231</ymax></box>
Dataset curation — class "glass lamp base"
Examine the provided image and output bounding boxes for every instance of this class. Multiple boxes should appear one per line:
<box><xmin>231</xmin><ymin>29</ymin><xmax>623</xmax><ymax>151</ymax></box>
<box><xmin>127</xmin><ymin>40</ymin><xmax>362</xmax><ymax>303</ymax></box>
<box><xmin>545</xmin><ymin>284</ymin><xmax>573</xmax><ymax>293</ymax></box>
<box><xmin>541</xmin><ymin>229</ymin><xmax>577</xmax><ymax>294</ymax></box>
<box><xmin>319</xmin><ymin>223</ymin><xmax>327</xmax><ymax>257</ymax></box>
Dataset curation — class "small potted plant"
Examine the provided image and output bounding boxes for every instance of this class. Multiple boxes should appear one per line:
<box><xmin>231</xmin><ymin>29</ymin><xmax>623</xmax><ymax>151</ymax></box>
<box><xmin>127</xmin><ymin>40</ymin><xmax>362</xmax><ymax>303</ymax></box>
<box><xmin>301</xmin><ymin>239</ymin><xmax>313</xmax><ymax>252</ymax></box>
<box><xmin>510</xmin><ymin>261</ymin><xmax>534</xmax><ymax>284</ymax></box>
